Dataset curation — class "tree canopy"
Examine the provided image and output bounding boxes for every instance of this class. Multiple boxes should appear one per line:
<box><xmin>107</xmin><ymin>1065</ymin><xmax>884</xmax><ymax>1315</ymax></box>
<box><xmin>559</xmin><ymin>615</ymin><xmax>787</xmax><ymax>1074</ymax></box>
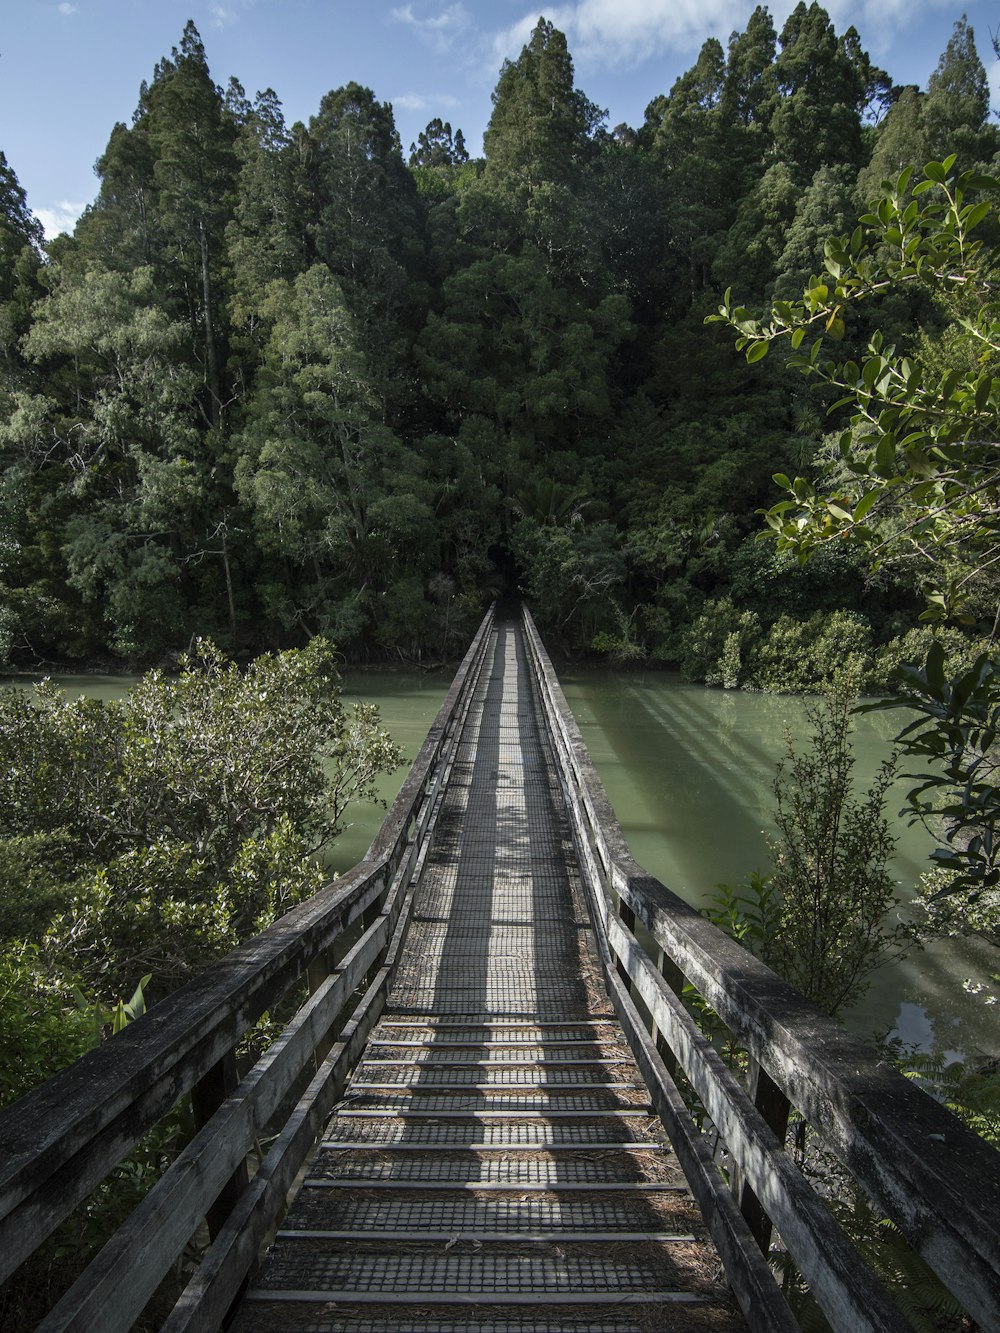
<box><xmin>0</xmin><ymin>11</ymin><xmax>997</xmax><ymax>667</ymax></box>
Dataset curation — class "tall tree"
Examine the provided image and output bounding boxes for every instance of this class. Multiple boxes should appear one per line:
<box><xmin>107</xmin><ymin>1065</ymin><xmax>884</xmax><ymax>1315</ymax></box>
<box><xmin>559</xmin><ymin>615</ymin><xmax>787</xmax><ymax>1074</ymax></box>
<box><xmin>226</xmin><ymin>89</ymin><xmax>312</xmax><ymax>335</ymax></box>
<box><xmin>646</xmin><ymin>39</ymin><xmax>734</xmax><ymax>300</ymax></box>
<box><xmin>141</xmin><ymin>21</ymin><xmax>239</xmax><ymax>429</ymax></box>
<box><xmin>235</xmin><ymin>265</ymin><xmax>434</xmax><ymax>647</ymax></box>
<box><xmin>409</xmin><ymin>119</ymin><xmax>469</xmax><ymax>168</ymax></box>
<box><xmin>771</xmin><ymin>2</ymin><xmax>867</xmax><ymax>179</ymax></box>
<box><xmin>923</xmin><ymin>16</ymin><xmax>994</xmax><ymax>162</ymax></box>
<box><xmin>857</xmin><ymin>87</ymin><xmax>927</xmax><ymax>200</ymax></box>
<box><xmin>9</xmin><ymin>264</ymin><xmax>207</xmax><ymax>656</ymax></box>
<box><xmin>722</xmin><ymin>5</ymin><xmax>777</xmax><ymax>130</ymax></box>
<box><xmin>71</xmin><ymin>120</ymin><xmax>159</xmax><ymax>275</ymax></box>
<box><xmin>308</xmin><ymin>83</ymin><xmax>426</xmax><ymax>419</ymax></box>
<box><xmin>0</xmin><ymin>153</ymin><xmax>44</xmax><ymax>390</ymax></box>
<box><xmin>477</xmin><ymin>18</ymin><xmax>606</xmax><ymax>278</ymax></box>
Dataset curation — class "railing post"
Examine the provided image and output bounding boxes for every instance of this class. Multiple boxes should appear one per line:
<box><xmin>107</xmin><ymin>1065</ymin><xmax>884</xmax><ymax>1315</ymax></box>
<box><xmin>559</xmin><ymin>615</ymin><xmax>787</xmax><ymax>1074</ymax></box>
<box><xmin>734</xmin><ymin>1057</ymin><xmax>791</xmax><ymax>1255</ymax></box>
<box><xmin>308</xmin><ymin>938</ymin><xmax>345</xmax><ymax>1067</ymax></box>
<box><xmin>191</xmin><ymin>1051</ymin><xmax>250</xmax><ymax>1242</ymax></box>
<box><xmin>653</xmin><ymin>946</ymin><xmax>684</xmax><ymax>1079</ymax></box>
<box><xmin>616</xmin><ymin>901</ymin><xmax>636</xmax><ymax>995</ymax></box>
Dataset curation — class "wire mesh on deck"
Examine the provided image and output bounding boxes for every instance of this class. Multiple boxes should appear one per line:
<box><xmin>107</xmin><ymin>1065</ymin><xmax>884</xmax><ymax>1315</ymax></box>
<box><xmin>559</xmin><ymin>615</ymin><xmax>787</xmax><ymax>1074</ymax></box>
<box><xmin>234</xmin><ymin>622</ymin><xmax>737</xmax><ymax>1329</ymax></box>
<box><xmin>306</xmin><ymin>1155</ymin><xmax>652</xmax><ymax>1186</ymax></box>
<box><xmin>253</xmin><ymin>1250</ymin><xmax>690</xmax><ymax>1296</ymax></box>
<box><xmin>283</xmin><ymin>1194</ymin><xmax>684</xmax><ymax>1234</ymax></box>
<box><xmin>320</xmin><ymin>1120</ymin><xmax>663</xmax><ymax>1148</ymax></box>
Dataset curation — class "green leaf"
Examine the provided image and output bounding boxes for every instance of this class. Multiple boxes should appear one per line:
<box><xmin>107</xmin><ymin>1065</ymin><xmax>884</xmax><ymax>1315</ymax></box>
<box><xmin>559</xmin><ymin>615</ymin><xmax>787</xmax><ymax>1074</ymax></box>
<box><xmin>924</xmin><ymin>161</ymin><xmax>947</xmax><ymax>184</ymax></box>
<box><xmin>790</xmin><ymin>327</ymin><xmax>805</xmax><ymax>349</ymax></box>
<box><xmin>853</xmin><ymin>492</ymin><xmax>878</xmax><ymax>521</ymax></box>
<box><xmin>772</xmin><ymin>473</ymin><xmax>791</xmax><ymax>490</ymax></box>
<box><xmin>745</xmin><ymin>341</ymin><xmax>768</xmax><ymax>364</ymax></box>
<box><xmin>963</xmin><ymin>200</ymin><xmax>991</xmax><ymax>233</ymax></box>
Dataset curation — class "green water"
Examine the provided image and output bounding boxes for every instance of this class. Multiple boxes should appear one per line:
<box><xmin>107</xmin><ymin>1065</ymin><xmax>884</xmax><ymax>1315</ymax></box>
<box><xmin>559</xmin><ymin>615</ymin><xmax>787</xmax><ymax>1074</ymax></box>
<box><xmin>329</xmin><ymin>668</ymin><xmax>454</xmax><ymax>869</ymax></box>
<box><xmin>0</xmin><ymin>668</ymin><xmax>453</xmax><ymax>876</ymax></box>
<box><xmin>5</xmin><ymin>665</ymin><xmax>997</xmax><ymax>1061</ymax></box>
<box><xmin>560</xmin><ymin>671</ymin><xmax>1000</xmax><ymax>1062</ymax></box>
<box><xmin>332</xmin><ymin>664</ymin><xmax>998</xmax><ymax>1062</ymax></box>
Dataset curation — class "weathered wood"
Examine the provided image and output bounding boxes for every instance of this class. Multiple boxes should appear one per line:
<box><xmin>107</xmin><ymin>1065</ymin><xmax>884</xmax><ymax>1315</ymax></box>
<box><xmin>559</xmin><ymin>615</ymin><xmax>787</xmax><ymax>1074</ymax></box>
<box><xmin>35</xmin><ymin>898</ymin><xmax>397</xmax><ymax>1333</ymax></box>
<box><xmin>0</xmin><ymin>604</ymin><xmax>495</xmax><ymax>1295</ymax></box>
<box><xmin>522</xmin><ymin>605</ymin><xmax>1000</xmax><ymax>1331</ymax></box>
<box><xmin>737</xmin><ymin>1060</ymin><xmax>791</xmax><ymax>1255</ymax></box>
<box><xmin>603</xmin><ymin>957</ymin><xmax>800</xmax><ymax>1333</ymax></box>
<box><xmin>162</xmin><ymin>973</ymin><xmax>391</xmax><ymax>1333</ymax></box>
<box><xmin>606</xmin><ymin>912</ymin><xmax>910</xmax><ymax>1333</ymax></box>
<box><xmin>0</xmin><ymin>871</ymin><xmax>372</xmax><ymax>1284</ymax></box>
<box><xmin>565</xmin><ymin>823</ymin><xmax>798</xmax><ymax>1333</ymax></box>
<box><xmin>191</xmin><ymin>1051</ymin><xmax>248</xmax><ymax>1242</ymax></box>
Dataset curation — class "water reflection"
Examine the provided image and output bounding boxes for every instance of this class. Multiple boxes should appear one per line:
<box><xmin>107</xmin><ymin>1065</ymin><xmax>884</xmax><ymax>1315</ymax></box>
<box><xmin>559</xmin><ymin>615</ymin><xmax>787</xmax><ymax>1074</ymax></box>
<box><xmin>561</xmin><ymin>670</ymin><xmax>1000</xmax><ymax>1063</ymax></box>
<box><xmin>5</xmin><ymin>665</ymin><xmax>996</xmax><ymax>1062</ymax></box>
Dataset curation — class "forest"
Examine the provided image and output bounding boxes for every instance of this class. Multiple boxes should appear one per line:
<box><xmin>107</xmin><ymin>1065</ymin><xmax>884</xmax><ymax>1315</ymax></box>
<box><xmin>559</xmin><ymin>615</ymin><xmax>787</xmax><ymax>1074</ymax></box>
<box><xmin>0</xmin><ymin>5</ymin><xmax>996</xmax><ymax>681</ymax></box>
<box><xmin>2</xmin><ymin>10</ymin><xmax>1000</xmax><ymax>1322</ymax></box>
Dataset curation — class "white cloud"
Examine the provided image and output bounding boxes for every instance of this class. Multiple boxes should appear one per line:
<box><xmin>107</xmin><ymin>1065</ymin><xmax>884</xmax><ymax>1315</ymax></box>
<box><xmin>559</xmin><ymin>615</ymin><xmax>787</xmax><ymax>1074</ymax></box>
<box><xmin>209</xmin><ymin>3</ymin><xmax>239</xmax><ymax>28</ymax></box>
<box><xmin>390</xmin><ymin>3</ymin><xmax>472</xmax><ymax>52</ymax></box>
<box><xmin>393</xmin><ymin>91</ymin><xmax>459</xmax><ymax>110</ymax></box>
<box><xmin>35</xmin><ymin>201</ymin><xmax>87</xmax><ymax>241</ymax></box>
<box><xmin>394</xmin><ymin>92</ymin><xmax>431</xmax><ymax>110</ymax></box>
<box><xmin>488</xmin><ymin>0</ymin><xmax>964</xmax><ymax>75</ymax></box>
<box><xmin>489</xmin><ymin>0</ymin><xmax>753</xmax><ymax>72</ymax></box>
<box><xmin>57</xmin><ymin>3</ymin><xmax>78</xmax><ymax>14</ymax></box>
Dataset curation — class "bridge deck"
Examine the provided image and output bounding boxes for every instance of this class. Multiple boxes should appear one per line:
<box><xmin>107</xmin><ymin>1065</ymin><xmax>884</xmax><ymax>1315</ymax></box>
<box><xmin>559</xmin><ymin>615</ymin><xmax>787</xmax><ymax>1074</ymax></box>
<box><xmin>235</xmin><ymin>620</ymin><xmax>745</xmax><ymax>1332</ymax></box>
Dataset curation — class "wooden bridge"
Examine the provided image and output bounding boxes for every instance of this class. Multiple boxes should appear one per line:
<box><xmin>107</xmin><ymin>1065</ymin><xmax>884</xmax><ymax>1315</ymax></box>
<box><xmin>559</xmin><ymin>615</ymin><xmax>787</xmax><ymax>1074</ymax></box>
<box><xmin>1</xmin><ymin>607</ymin><xmax>999</xmax><ymax>1332</ymax></box>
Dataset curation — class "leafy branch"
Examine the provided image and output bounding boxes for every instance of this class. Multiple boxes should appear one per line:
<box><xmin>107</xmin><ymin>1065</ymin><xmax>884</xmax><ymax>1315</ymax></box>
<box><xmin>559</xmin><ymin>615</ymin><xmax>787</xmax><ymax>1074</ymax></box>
<box><xmin>708</xmin><ymin>158</ymin><xmax>1000</xmax><ymax>620</ymax></box>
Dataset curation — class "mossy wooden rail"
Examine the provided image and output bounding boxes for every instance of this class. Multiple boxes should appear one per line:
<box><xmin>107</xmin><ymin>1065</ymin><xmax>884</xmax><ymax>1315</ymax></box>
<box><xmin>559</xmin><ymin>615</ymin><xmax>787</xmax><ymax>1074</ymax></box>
<box><xmin>0</xmin><ymin>608</ymin><xmax>495</xmax><ymax>1331</ymax></box>
<box><xmin>0</xmin><ymin>604</ymin><xmax>997</xmax><ymax>1332</ymax></box>
<box><xmin>522</xmin><ymin>606</ymin><xmax>1000</xmax><ymax>1332</ymax></box>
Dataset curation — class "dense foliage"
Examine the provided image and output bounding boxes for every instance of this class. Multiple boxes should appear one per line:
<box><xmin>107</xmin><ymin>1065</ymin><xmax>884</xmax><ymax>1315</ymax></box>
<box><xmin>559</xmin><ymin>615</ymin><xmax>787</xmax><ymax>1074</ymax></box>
<box><xmin>712</xmin><ymin>671</ymin><xmax>909</xmax><ymax>1016</ymax></box>
<box><xmin>1</xmin><ymin>8</ymin><xmax>997</xmax><ymax>668</ymax></box>
<box><xmin>0</xmin><ymin>641</ymin><xmax>400</xmax><ymax>1105</ymax></box>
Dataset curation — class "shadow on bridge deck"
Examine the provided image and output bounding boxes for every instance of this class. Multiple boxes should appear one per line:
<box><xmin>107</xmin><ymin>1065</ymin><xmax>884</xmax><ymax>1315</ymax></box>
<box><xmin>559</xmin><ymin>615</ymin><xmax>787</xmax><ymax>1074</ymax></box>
<box><xmin>234</xmin><ymin>618</ymin><xmax>746</xmax><ymax>1332</ymax></box>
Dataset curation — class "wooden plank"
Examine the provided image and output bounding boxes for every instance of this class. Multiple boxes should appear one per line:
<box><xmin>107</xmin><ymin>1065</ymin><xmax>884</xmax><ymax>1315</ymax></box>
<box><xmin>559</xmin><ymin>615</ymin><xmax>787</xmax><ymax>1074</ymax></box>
<box><xmin>157</xmin><ymin>722</ymin><xmax>456</xmax><ymax>1333</ymax></box>
<box><xmin>161</xmin><ymin>976</ymin><xmax>389</xmax><ymax>1333</ymax></box>
<box><xmin>601</xmin><ymin>960</ymin><xmax>800</xmax><ymax>1333</ymax></box>
<box><xmin>607</xmin><ymin>912</ymin><xmax>911</xmax><ymax>1333</ymax></box>
<box><xmin>523</xmin><ymin>605</ymin><xmax>1000</xmax><ymax>1331</ymax></box>
<box><xmin>0</xmin><ymin>605</ymin><xmax>495</xmax><ymax>1288</ymax></box>
<box><xmin>190</xmin><ymin>1052</ymin><xmax>248</xmax><ymax>1241</ymax></box>
<box><xmin>243</xmin><ymin>1291</ymin><xmax>712</xmax><ymax>1308</ymax></box>
<box><xmin>0</xmin><ymin>866</ymin><xmax>379</xmax><ymax>1284</ymax></box>
<box><xmin>35</xmin><ymin>919</ymin><xmax>391</xmax><ymax>1333</ymax></box>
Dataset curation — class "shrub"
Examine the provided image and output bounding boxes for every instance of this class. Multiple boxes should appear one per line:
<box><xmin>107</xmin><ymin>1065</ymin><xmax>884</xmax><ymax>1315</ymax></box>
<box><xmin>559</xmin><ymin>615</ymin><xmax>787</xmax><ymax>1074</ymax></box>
<box><xmin>872</xmin><ymin>625</ymin><xmax>994</xmax><ymax>692</ymax></box>
<box><xmin>764</xmin><ymin>671</ymin><xmax>908</xmax><ymax>1014</ymax></box>
<box><xmin>679</xmin><ymin>596</ymin><xmax>761</xmax><ymax>685</ymax></box>
<box><xmin>0</xmin><ymin>639</ymin><xmax>402</xmax><ymax>995</ymax></box>
<box><xmin>747</xmin><ymin>609</ymin><xmax>873</xmax><ymax>693</ymax></box>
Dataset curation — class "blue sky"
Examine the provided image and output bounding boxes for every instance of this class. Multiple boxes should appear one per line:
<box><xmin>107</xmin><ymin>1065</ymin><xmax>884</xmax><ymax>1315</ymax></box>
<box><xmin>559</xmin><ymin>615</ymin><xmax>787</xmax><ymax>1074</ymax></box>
<box><xmin>3</xmin><ymin>0</ymin><xmax>998</xmax><ymax>238</ymax></box>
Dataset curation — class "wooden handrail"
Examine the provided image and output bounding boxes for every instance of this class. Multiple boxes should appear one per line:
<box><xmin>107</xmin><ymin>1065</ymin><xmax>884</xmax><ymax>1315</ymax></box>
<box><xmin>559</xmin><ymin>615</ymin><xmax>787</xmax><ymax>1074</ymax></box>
<box><xmin>0</xmin><ymin>605</ymin><xmax>495</xmax><ymax>1328</ymax></box>
<box><xmin>521</xmin><ymin>604</ymin><xmax>1000</xmax><ymax>1333</ymax></box>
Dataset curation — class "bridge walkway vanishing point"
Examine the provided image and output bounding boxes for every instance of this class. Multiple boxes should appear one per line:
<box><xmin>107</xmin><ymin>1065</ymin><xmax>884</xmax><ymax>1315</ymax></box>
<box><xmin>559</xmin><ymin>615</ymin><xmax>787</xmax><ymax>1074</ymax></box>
<box><xmin>1</xmin><ymin>605</ymin><xmax>999</xmax><ymax>1333</ymax></box>
<box><xmin>233</xmin><ymin>616</ymin><xmax>744</xmax><ymax>1331</ymax></box>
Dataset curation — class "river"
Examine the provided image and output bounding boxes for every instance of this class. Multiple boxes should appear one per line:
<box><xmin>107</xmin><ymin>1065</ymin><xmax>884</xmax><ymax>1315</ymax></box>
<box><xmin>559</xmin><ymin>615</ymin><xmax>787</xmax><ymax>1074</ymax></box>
<box><xmin>331</xmin><ymin>666</ymin><xmax>999</xmax><ymax>1065</ymax></box>
<box><xmin>5</xmin><ymin>664</ymin><xmax>998</xmax><ymax>1063</ymax></box>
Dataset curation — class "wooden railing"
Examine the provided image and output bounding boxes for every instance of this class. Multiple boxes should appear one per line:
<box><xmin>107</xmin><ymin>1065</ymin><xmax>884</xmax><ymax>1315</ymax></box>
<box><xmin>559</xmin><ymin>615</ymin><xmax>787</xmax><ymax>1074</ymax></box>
<box><xmin>0</xmin><ymin>605</ymin><xmax>495</xmax><ymax>1333</ymax></box>
<box><xmin>522</xmin><ymin>605</ymin><xmax>1000</xmax><ymax>1333</ymax></box>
